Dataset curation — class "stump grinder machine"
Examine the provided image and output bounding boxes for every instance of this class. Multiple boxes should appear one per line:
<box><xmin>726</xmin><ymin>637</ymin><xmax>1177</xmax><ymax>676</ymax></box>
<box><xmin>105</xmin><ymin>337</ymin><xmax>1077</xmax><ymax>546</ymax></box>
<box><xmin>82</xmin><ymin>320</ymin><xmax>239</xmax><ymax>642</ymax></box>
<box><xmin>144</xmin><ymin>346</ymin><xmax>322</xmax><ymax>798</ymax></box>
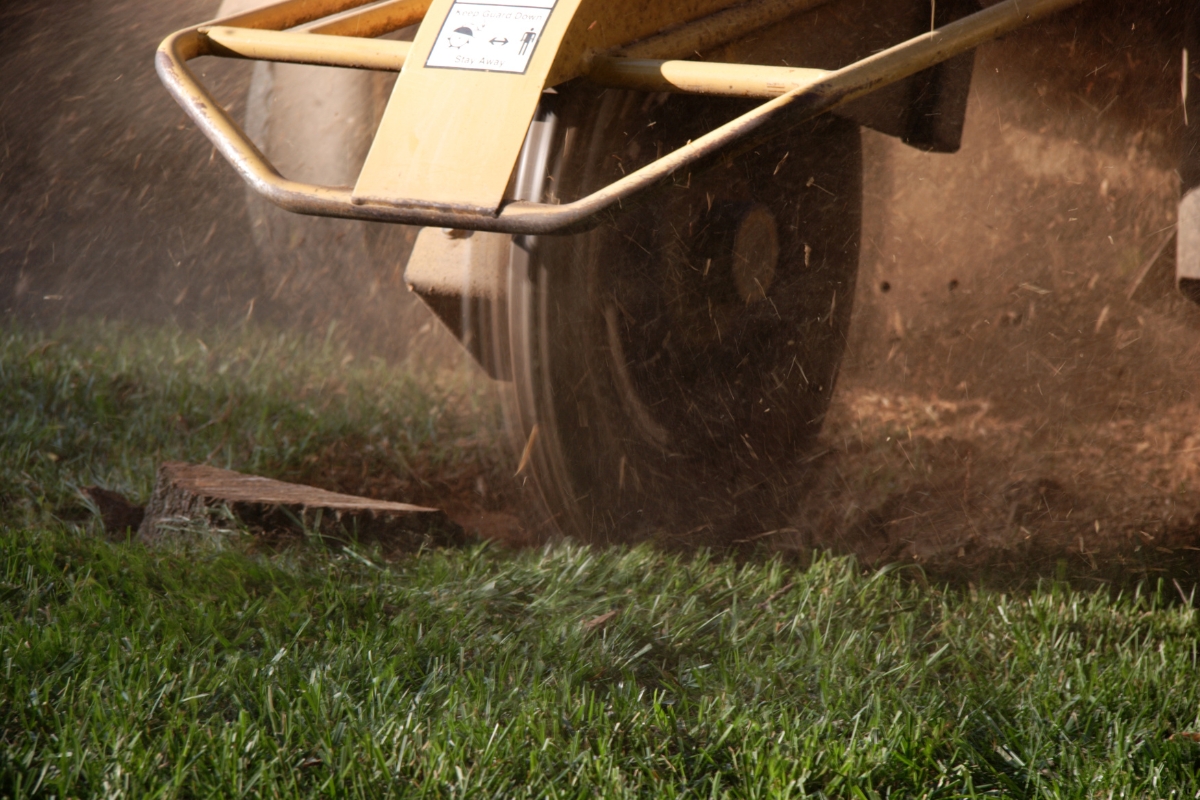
<box><xmin>159</xmin><ymin>0</ymin><xmax>1117</xmax><ymax>545</ymax></box>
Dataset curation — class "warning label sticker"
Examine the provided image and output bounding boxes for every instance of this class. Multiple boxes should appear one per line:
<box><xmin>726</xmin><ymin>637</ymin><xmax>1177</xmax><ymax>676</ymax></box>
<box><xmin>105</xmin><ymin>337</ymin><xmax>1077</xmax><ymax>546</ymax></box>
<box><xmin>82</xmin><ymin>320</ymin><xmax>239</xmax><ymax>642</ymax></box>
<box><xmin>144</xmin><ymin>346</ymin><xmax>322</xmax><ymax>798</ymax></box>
<box><xmin>425</xmin><ymin>0</ymin><xmax>558</xmax><ymax>74</ymax></box>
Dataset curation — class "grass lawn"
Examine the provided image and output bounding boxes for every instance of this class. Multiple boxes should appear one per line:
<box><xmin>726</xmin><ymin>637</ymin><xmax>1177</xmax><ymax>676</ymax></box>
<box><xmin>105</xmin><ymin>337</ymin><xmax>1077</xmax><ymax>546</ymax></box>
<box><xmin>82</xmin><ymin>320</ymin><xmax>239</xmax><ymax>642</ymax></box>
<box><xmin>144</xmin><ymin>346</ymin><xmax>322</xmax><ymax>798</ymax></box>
<box><xmin>3</xmin><ymin>322</ymin><xmax>1200</xmax><ymax>798</ymax></box>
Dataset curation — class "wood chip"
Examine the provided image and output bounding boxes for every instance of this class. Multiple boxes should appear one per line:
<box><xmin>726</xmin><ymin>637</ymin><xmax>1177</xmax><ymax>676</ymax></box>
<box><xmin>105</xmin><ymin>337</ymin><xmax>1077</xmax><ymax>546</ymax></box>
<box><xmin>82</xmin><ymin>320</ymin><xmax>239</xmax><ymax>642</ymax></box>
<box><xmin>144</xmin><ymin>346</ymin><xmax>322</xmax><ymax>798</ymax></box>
<box><xmin>582</xmin><ymin>610</ymin><xmax>619</xmax><ymax>631</ymax></box>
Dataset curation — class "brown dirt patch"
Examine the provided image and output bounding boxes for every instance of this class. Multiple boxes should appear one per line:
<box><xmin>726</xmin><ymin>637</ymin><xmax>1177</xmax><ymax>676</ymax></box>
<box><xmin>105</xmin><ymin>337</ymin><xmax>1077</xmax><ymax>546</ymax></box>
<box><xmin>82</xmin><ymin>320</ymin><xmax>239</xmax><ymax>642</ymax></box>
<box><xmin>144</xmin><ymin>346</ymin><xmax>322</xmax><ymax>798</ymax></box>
<box><xmin>779</xmin><ymin>387</ymin><xmax>1200</xmax><ymax>588</ymax></box>
<box><xmin>776</xmin><ymin>3</ymin><xmax>1200</xmax><ymax>588</ymax></box>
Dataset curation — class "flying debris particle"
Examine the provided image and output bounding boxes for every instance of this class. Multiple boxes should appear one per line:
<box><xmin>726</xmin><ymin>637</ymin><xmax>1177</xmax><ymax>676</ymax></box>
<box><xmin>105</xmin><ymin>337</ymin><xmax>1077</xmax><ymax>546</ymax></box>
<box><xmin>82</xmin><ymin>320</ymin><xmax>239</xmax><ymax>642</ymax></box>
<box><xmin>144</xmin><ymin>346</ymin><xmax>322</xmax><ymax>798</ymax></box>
<box><xmin>1183</xmin><ymin>47</ymin><xmax>1190</xmax><ymax>126</ymax></box>
<box><xmin>583</xmin><ymin>610</ymin><xmax>618</xmax><ymax>630</ymax></box>
<box><xmin>1094</xmin><ymin>304</ymin><xmax>1110</xmax><ymax>333</ymax></box>
<box><xmin>1126</xmin><ymin>230</ymin><xmax>1174</xmax><ymax>300</ymax></box>
<box><xmin>805</xmin><ymin>176</ymin><xmax>834</xmax><ymax>196</ymax></box>
<box><xmin>515</xmin><ymin>423</ymin><xmax>539</xmax><ymax>475</ymax></box>
<box><xmin>740</xmin><ymin>434</ymin><xmax>759</xmax><ymax>460</ymax></box>
<box><xmin>773</xmin><ymin>151</ymin><xmax>789</xmax><ymax>176</ymax></box>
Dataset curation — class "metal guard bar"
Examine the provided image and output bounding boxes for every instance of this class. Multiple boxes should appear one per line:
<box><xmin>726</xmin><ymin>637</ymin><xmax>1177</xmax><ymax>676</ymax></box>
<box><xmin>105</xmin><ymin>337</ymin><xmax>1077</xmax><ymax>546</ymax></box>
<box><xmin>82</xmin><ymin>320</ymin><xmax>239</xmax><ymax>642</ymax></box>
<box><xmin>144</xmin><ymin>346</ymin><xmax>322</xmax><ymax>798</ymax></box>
<box><xmin>157</xmin><ymin>0</ymin><xmax>1084</xmax><ymax>235</ymax></box>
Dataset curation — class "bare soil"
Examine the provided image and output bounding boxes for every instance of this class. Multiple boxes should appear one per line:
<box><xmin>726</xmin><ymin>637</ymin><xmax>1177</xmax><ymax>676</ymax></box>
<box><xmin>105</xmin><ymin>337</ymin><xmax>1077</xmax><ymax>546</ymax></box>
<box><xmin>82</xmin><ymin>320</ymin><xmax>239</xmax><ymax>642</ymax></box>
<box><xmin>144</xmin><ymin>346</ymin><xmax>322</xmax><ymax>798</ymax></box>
<box><xmin>781</xmin><ymin>3</ymin><xmax>1200</xmax><ymax>588</ymax></box>
<box><xmin>785</xmin><ymin>389</ymin><xmax>1200</xmax><ymax>588</ymax></box>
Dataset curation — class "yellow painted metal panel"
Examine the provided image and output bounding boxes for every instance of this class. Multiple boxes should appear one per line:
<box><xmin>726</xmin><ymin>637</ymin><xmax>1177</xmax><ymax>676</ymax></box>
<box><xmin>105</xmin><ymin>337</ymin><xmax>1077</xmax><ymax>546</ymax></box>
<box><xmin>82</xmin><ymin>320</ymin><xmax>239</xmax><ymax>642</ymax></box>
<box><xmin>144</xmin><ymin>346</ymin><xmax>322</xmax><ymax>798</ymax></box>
<box><xmin>352</xmin><ymin>0</ymin><xmax>584</xmax><ymax>213</ymax></box>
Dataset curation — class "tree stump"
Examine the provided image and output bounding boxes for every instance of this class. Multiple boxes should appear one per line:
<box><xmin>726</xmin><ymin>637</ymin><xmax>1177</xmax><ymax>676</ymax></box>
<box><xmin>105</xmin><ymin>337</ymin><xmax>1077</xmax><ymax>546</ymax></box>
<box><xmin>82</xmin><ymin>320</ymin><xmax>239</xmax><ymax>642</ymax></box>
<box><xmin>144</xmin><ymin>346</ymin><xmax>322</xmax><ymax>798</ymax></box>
<box><xmin>138</xmin><ymin>462</ymin><xmax>466</xmax><ymax>549</ymax></box>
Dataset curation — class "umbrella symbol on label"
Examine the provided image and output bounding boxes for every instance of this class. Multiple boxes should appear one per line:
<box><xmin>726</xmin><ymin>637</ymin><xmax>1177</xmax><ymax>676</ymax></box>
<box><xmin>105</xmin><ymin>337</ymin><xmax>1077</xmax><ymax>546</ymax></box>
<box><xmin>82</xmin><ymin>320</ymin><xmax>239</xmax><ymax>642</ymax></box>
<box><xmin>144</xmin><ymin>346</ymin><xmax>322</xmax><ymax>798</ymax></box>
<box><xmin>445</xmin><ymin>26</ymin><xmax>473</xmax><ymax>48</ymax></box>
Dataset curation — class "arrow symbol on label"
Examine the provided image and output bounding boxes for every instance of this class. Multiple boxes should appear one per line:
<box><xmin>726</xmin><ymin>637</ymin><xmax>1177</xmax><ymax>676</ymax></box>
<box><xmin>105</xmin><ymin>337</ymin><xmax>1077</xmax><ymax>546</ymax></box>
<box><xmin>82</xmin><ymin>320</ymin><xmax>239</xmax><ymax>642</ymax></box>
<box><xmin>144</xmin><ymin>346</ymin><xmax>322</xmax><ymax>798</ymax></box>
<box><xmin>489</xmin><ymin>37</ymin><xmax>508</xmax><ymax>45</ymax></box>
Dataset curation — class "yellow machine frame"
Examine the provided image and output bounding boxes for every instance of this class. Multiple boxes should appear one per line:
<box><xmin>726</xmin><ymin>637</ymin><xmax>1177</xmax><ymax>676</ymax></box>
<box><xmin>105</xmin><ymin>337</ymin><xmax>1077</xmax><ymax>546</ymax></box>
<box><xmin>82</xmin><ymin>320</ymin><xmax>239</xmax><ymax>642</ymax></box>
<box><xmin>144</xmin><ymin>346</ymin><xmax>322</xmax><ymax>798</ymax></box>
<box><xmin>158</xmin><ymin>0</ymin><xmax>1085</xmax><ymax>234</ymax></box>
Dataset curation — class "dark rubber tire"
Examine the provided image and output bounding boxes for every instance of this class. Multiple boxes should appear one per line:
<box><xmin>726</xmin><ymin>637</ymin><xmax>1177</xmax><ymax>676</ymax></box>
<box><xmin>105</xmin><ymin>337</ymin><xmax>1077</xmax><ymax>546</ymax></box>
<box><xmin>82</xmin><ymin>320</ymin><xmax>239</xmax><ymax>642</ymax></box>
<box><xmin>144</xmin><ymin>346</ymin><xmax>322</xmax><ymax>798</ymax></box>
<box><xmin>503</xmin><ymin>87</ymin><xmax>863</xmax><ymax>547</ymax></box>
